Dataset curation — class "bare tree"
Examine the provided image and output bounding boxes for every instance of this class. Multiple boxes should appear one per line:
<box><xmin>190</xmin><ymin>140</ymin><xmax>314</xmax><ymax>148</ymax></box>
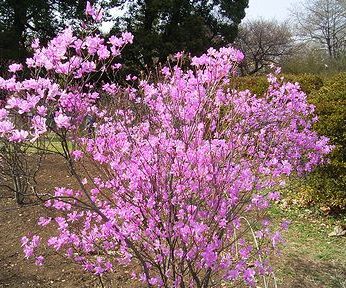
<box><xmin>291</xmin><ymin>0</ymin><xmax>346</xmax><ymax>58</ymax></box>
<box><xmin>234</xmin><ymin>19</ymin><xmax>295</xmax><ymax>75</ymax></box>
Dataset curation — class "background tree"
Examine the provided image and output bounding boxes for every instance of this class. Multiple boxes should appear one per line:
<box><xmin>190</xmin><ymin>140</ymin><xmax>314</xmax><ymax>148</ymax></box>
<box><xmin>234</xmin><ymin>19</ymin><xmax>295</xmax><ymax>75</ymax></box>
<box><xmin>0</xmin><ymin>0</ymin><xmax>120</xmax><ymax>63</ymax></box>
<box><xmin>291</xmin><ymin>0</ymin><xmax>346</xmax><ymax>59</ymax></box>
<box><xmin>116</xmin><ymin>0</ymin><xmax>249</xmax><ymax>69</ymax></box>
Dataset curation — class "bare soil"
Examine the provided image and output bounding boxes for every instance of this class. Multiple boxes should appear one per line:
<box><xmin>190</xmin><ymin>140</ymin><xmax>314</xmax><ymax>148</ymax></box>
<box><xmin>1</xmin><ymin>155</ymin><xmax>345</xmax><ymax>287</ymax></box>
<box><xmin>0</xmin><ymin>155</ymin><xmax>136</xmax><ymax>288</ymax></box>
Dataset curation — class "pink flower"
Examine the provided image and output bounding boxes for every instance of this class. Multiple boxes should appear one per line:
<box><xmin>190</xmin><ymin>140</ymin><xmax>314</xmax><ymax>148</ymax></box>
<box><xmin>35</xmin><ymin>256</ymin><xmax>45</xmax><ymax>266</ymax></box>
<box><xmin>9</xmin><ymin>130</ymin><xmax>29</xmax><ymax>142</ymax></box>
<box><xmin>32</xmin><ymin>115</ymin><xmax>47</xmax><ymax>136</ymax></box>
<box><xmin>0</xmin><ymin>120</ymin><xmax>14</xmax><ymax>134</ymax></box>
<box><xmin>21</xmin><ymin>235</ymin><xmax>41</xmax><ymax>259</ymax></box>
<box><xmin>174</xmin><ymin>51</ymin><xmax>184</xmax><ymax>59</ymax></box>
<box><xmin>38</xmin><ymin>217</ymin><xmax>52</xmax><ymax>227</ymax></box>
<box><xmin>54</xmin><ymin>114</ymin><xmax>71</xmax><ymax>129</ymax></box>
<box><xmin>21</xmin><ymin>236</ymin><xmax>29</xmax><ymax>247</ymax></box>
<box><xmin>94</xmin><ymin>265</ymin><xmax>104</xmax><ymax>275</ymax></box>
<box><xmin>272</xmin><ymin>231</ymin><xmax>283</xmax><ymax>247</ymax></box>
<box><xmin>72</xmin><ymin>150</ymin><xmax>84</xmax><ymax>160</ymax></box>
<box><xmin>121</xmin><ymin>32</ymin><xmax>134</xmax><ymax>44</ymax></box>
<box><xmin>281</xmin><ymin>220</ymin><xmax>291</xmax><ymax>230</ymax></box>
<box><xmin>201</xmin><ymin>245</ymin><xmax>217</xmax><ymax>268</ymax></box>
<box><xmin>149</xmin><ymin>278</ymin><xmax>159</xmax><ymax>285</ymax></box>
<box><xmin>8</xmin><ymin>63</ymin><xmax>23</xmax><ymax>73</ymax></box>
<box><xmin>85</xmin><ymin>1</ymin><xmax>94</xmax><ymax>16</ymax></box>
<box><xmin>23</xmin><ymin>245</ymin><xmax>34</xmax><ymax>259</ymax></box>
<box><xmin>67</xmin><ymin>211</ymin><xmax>80</xmax><ymax>222</ymax></box>
<box><xmin>111</xmin><ymin>63</ymin><xmax>122</xmax><ymax>70</ymax></box>
<box><xmin>268</xmin><ymin>191</ymin><xmax>281</xmax><ymax>201</ymax></box>
<box><xmin>85</xmin><ymin>1</ymin><xmax>103</xmax><ymax>22</ymax></box>
<box><xmin>85</xmin><ymin>36</ymin><xmax>103</xmax><ymax>55</ymax></box>
<box><xmin>31</xmin><ymin>38</ymin><xmax>40</xmax><ymax>49</ymax></box>
<box><xmin>97</xmin><ymin>45</ymin><xmax>110</xmax><ymax>60</ymax></box>
<box><xmin>109</xmin><ymin>35</ymin><xmax>124</xmax><ymax>47</ymax></box>
<box><xmin>36</xmin><ymin>106</ymin><xmax>47</xmax><ymax>116</ymax></box>
<box><xmin>31</xmin><ymin>235</ymin><xmax>41</xmax><ymax>248</ymax></box>
<box><xmin>93</xmin><ymin>9</ymin><xmax>103</xmax><ymax>22</ymax></box>
<box><xmin>281</xmin><ymin>160</ymin><xmax>292</xmax><ymax>175</ymax></box>
<box><xmin>243</xmin><ymin>268</ymin><xmax>256</xmax><ymax>286</ymax></box>
<box><xmin>0</xmin><ymin>109</ymin><xmax>8</xmax><ymax>120</ymax></box>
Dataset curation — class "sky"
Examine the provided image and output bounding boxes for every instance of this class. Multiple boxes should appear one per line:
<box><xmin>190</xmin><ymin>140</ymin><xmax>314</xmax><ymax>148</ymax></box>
<box><xmin>244</xmin><ymin>0</ymin><xmax>301</xmax><ymax>22</ymax></box>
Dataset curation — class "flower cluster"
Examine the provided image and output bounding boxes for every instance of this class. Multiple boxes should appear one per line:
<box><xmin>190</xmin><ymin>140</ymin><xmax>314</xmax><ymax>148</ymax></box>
<box><xmin>0</xmin><ymin>5</ymin><xmax>133</xmax><ymax>142</ymax></box>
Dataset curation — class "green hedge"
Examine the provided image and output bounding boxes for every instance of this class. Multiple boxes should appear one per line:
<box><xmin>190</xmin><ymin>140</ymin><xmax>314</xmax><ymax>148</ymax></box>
<box><xmin>230</xmin><ymin>73</ymin><xmax>324</xmax><ymax>95</ymax></box>
<box><xmin>231</xmin><ymin>73</ymin><xmax>345</xmax><ymax>212</ymax></box>
<box><xmin>230</xmin><ymin>75</ymin><xmax>268</xmax><ymax>95</ymax></box>
<box><xmin>284</xmin><ymin>74</ymin><xmax>324</xmax><ymax>94</ymax></box>
<box><xmin>304</xmin><ymin>73</ymin><xmax>346</xmax><ymax>210</ymax></box>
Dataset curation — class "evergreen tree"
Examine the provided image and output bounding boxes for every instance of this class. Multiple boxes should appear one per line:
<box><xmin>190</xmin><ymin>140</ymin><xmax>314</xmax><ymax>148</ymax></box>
<box><xmin>0</xmin><ymin>0</ymin><xmax>119</xmax><ymax>62</ymax></box>
<box><xmin>117</xmin><ymin>0</ymin><xmax>249</xmax><ymax>68</ymax></box>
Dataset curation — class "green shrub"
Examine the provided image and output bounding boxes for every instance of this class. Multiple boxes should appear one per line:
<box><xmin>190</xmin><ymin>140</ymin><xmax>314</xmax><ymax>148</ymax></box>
<box><xmin>232</xmin><ymin>73</ymin><xmax>345</xmax><ymax>211</ymax></box>
<box><xmin>283</xmin><ymin>74</ymin><xmax>324</xmax><ymax>94</ymax></box>
<box><xmin>282</xmin><ymin>49</ymin><xmax>346</xmax><ymax>75</ymax></box>
<box><xmin>282</xmin><ymin>49</ymin><xmax>325</xmax><ymax>75</ymax></box>
<box><xmin>287</xmin><ymin>73</ymin><xmax>346</xmax><ymax>211</ymax></box>
<box><xmin>309</xmin><ymin>73</ymin><xmax>346</xmax><ymax>209</ymax></box>
<box><xmin>230</xmin><ymin>75</ymin><xmax>268</xmax><ymax>95</ymax></box>
<box><xmin>230</xmin><ymin>73</ymin><xmax>323</xmax><ymax>95</ymax></box>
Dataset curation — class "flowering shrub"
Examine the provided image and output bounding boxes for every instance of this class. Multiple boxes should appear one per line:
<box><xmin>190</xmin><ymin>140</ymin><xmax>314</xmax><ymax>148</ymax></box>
<box><xmin>0</xmin><ymin>2</ymin><xmax>332</xmax><ymax>287</ymax></box>
<box><xmin>0</xmin><ymin>2</ymin><xmax>133</xmax><ymax>201</ymax></box>
<box><xmin>0</xmin><ymin>20</ymin><xmax>133</xmax><ymax>145</ymax></box>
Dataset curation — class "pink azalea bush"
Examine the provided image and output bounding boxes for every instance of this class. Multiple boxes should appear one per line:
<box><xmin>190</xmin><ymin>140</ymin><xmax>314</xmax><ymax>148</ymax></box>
<box><xmin>0</xmin><ymin>2</ymin><xmax>332</xmax><ymax>287</ymax></box>
<box><xmin>0</xmin><ymin>22</ymin><xmax>133</xmax><ymax>145</ymax></box>
<box><xmin>0</xmin><ymin>2</ymin><xmax>133</xmax><ymax>203</ymax></box>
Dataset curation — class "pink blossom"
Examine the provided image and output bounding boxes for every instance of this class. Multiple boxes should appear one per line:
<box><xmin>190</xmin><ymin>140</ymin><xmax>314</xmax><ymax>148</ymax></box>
<box><xmin>109</xmin><ymin>35</ymin><xmax>124</xmax><ymax>47</ymax></box>
<box><xmin>8</xmin><ymin>63</ymin><xmax>23</xmax><ymax>73</ymax></box>
<box><xmin>268</xmin><ymin>191</ymin><xmax>281</xmax><ymax>201</ymax></box>
<box><xmin>9</xmin><ymin>130</ymin><xmax>29</xmax><ymax>142</ymax></box>
<box><xmin>0</xmin><ymin>120</ymin><xmax>14</xmax><ymax>134</ymax></box>
<box><xmin>31</xmin><ymin>38</ymin><xmax>40</xmax><ymax>49</ymax></box>
<box><xmin>23</xmin><ymin>245</ymin><xmax>34</xmax><ymax>259</ymax></box>
<box><xmin>174</xmin><ymin>51</ymin><xmax>184</xmax><ymax>59</ymax></box>
<box><xmin>35</xmin><ymin>256</ymin><xmax>45</xmax><ymax>266</ymax></box>
<box><xmin>121</xmin><ymin>32</ymin><xmax>134</xmax><ymax>44</ymax></box>
<box><xmin>54</xmin><ymin>114</ymin><xmax>71</xmax><ymax>129</ymax></box>
<box><xmin>21</xmin><ymin>236</ymin><xmax>29</xmax><ymax>247</ymax></box>
<box><xmin>72</xmin><ymin>150</ymin><xmax>84</xmax><ymax>160</ymax></box>
<box><xmin>32</xmin><ymin>115</ymin><xmax>47</xmax><ymax>136</ymax></box>
<box><xmin>281</xmin><ymin>220</ymin><xmax>291</xmax><ymax>230</ymax></box>
<box><xmin>243</xmin><ymin>268</ymin><xmax>256</xmax><ymax>286</ymax></box>
<box><xmin>0</xmin><ymin>108</ymin><xmax>8</xmax><ymax>120</ymax></box>
<box><xmin>85</xmin><ymin>1</ymin><xmax>103</xmax><ymax>22</ymax></box>
<box><xmin>97</xmin><ymin>45</ymin><xmax>110</xmax><ymax>60</ymax></box>
<box><xmin>36</xmin><ymin>106</ymin><xmax>47</xmax><ymax>116</ymax></box>
<box><xmin>85</xmin><ymin>1</ymin><xmax>93</xmax><ymax>16</ymax></box>
<box><xmin>21</xmin><ymin>235</ymin><xmax>41</xmax><ymax>259</ymax></box>
<box><xmin>272</xmin><ymin>231</ymin><xmax>284</xmax><ymax>248</ymax></box>
<box><xmin>38</xmin><ymin>217</ymin><xmax>52</xmax><ymax>227</ymax></box>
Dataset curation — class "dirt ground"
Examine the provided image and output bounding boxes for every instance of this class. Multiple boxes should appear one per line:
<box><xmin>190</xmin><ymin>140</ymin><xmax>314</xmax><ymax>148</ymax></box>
<box><xmin>0</xmin><ymin>155</ymin><xmax>137</xmax><ymax>288</ymax></box>
<box><xmin>0</xmin><ymin>155</ymin><xmax>345</xmax><ymax>288</ymax></box>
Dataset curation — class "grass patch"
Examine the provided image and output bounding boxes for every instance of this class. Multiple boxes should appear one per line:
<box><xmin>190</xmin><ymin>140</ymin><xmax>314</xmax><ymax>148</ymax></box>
<box><xmin>270</xmin><ymin>205</ymin><xmax>346</xmax><ymax>288</ymax></box>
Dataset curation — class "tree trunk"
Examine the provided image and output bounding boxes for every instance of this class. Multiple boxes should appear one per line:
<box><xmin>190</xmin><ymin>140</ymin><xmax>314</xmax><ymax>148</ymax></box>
<box><xmin>10</xmin><ymin>0</ymin><xmax>28</xmax><ymax>61</ymax></box>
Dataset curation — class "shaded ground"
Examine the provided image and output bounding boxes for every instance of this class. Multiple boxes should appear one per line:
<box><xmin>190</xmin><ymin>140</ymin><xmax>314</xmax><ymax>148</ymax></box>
<box><xmin>0</xmin><ymin>155</ymin><xmax>345</xmax><ymax>287</ymax></box>
<box><xmin>272</xmin><ymin>206</ymin><xmax>346</xmax><ymax>288</ymax></box>
<box><xmin>0</xmin><ymin>155</ymin><xmax>137</xmax><ymax>288</ymax></box>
